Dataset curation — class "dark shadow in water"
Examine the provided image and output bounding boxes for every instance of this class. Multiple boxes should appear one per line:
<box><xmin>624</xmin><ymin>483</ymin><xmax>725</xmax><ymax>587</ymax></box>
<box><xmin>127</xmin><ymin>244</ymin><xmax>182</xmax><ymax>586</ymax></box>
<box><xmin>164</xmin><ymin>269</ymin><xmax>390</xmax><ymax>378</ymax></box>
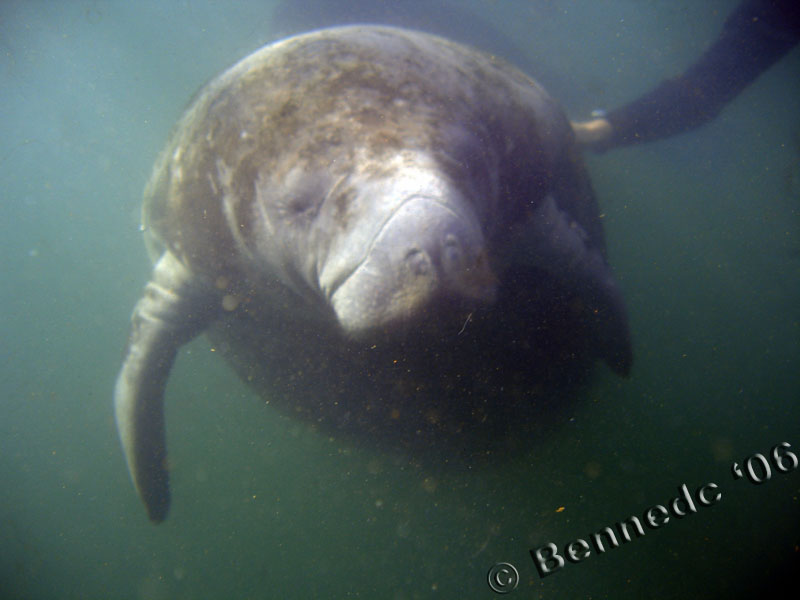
<box><xmin>270</xmin><ymin>0</ymin><xmax>569</xmax><ymax>100</ymax></box>
<box><xmin>210</xmin><ymin>264</ymin><xmax>610</xmax><ymax>470</ymax></box>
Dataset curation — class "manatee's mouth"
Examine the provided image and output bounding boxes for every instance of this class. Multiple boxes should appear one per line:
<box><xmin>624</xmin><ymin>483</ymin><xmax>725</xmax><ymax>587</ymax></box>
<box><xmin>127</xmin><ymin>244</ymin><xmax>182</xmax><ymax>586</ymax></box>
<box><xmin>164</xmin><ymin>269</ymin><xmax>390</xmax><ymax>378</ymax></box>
<box><xmin>324</xmin><ymin>194</ymin><xmax>433</xmax><ymax>304</ymax></box>
<box><xmin>327</xmin><ymin>195</ymin><xmax>496</xmax><ymax>337</ymax></box>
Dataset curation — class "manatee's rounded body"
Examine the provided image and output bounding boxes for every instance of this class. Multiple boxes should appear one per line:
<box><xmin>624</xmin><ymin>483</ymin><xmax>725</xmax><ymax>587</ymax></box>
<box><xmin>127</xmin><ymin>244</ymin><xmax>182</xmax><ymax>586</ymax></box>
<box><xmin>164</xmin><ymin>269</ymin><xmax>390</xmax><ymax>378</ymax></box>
<box><xmin>116</xmin><ymin>26</ymin><xmax>631</xmax><ymax>522</ymax></box>
<box><xmin>143</xmin><ymin>26</ymin><xmax>571</xmax><ymax>276</ymax></box>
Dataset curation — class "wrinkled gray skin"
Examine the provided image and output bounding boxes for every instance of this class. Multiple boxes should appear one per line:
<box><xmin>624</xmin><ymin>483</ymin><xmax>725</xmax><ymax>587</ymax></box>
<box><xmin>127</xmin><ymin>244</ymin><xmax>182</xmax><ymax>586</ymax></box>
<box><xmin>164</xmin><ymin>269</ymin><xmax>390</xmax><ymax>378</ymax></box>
<box><xmin>114</xmin><ymin>26</ymin><xmax>632</xmax><ymax>523</ymax></box>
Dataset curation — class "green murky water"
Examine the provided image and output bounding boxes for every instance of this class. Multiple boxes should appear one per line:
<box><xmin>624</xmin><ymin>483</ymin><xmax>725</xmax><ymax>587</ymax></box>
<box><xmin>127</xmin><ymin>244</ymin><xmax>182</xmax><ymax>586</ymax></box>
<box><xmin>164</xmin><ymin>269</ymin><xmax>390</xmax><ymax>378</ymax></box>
<box><xmin>1</xmin><ymin>1</ymin><xmax>797</xmax><ymax>598</ymax></box>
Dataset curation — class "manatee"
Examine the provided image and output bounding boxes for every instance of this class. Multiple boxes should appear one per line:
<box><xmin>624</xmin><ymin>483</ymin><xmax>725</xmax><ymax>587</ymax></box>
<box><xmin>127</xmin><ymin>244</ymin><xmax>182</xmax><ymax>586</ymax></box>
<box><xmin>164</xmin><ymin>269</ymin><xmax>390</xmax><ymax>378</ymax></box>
<box><xmin>270</xmin><ymin>0</ymin><xmax>569</xmax><ymax>100</ymax></box>
<box><xmin>114</xmin><ymin>25</ymin><xmax>632</xmax><ymax>523</ymax></box>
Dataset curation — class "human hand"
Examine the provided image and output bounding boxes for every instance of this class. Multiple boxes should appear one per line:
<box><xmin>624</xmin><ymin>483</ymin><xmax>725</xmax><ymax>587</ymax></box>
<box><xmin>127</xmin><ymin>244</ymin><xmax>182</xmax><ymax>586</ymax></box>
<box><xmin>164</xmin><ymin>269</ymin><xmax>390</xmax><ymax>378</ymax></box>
<box><xmin>571</xmin><ymin>117</ymin><xmax>613</xmax><ymax>146</ymax></box>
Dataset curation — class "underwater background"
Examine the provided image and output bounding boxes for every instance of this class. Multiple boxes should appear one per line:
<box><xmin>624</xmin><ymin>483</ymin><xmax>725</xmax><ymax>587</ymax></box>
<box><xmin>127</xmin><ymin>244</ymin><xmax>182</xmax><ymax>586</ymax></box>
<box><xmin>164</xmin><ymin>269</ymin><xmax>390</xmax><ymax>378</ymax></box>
<box><xmin>1</xmin><ymin>1</ymin><xmax>798</xmax><ymax>598</ymax></box>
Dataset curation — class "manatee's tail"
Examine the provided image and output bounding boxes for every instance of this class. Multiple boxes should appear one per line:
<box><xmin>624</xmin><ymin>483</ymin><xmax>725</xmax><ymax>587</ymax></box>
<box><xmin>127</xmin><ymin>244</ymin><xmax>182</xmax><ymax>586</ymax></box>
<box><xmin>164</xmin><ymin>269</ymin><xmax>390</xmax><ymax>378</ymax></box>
<box><xmin>114</xmin><ymin>252</ymin><xmax>216</xmax><ymax>522</ymax></box>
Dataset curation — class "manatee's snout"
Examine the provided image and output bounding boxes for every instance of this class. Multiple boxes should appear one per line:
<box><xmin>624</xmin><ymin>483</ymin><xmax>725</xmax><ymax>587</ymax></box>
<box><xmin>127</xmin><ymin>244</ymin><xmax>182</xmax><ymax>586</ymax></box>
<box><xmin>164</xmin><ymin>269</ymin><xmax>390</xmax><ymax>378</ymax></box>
<box><xmin>330</xmin><ymin>196</ymin><xmax>496</xmax><ymax>336</ymax></box>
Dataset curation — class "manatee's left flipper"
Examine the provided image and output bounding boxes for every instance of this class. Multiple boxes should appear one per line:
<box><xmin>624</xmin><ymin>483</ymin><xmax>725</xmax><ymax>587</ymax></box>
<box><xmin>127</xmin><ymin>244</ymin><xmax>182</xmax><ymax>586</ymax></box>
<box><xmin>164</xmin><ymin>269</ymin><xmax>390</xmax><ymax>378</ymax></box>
<box><xmin>524</xmin><ymin>196</ymin><xmax>633</xmax><ymax>375</ymax></box>
<box><xmin>114</xmin><ymin>252</ymin><xmax>219</xmax><ymax>522</ymax></box>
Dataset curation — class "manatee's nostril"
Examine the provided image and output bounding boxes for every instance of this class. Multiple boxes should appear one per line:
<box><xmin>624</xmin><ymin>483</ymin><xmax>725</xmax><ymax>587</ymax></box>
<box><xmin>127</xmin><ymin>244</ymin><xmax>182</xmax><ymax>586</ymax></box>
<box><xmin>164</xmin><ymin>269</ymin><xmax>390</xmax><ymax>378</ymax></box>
<box><xmin>441</xmin><ymin>234</ymin><xmax>463</xmax><ymax>273</ymax></box>
<box><xmin>405</xmin><ymin>247</ymin><xmax>431</xmax><ymax>276</ymax></box>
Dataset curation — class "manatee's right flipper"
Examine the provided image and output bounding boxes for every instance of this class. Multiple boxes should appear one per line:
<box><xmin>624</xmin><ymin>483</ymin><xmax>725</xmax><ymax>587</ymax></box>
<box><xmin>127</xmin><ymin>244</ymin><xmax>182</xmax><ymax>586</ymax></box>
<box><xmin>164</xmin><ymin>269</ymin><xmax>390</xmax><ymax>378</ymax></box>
<box><xmin>114</xmin><ymin>252</ymin><xmax>218</xmax><ymax>522</ymax></box>
<box><xmin>524</xmin><ymin>195</ymin><xmax>632</xmax><ymax>376</ymax></box>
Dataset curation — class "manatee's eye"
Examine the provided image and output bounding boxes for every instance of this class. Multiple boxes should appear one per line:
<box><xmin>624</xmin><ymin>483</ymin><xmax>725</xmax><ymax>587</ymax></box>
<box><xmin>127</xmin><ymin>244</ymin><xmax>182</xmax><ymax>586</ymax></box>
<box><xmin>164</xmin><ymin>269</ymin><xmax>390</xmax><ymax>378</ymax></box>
<box><xmin>276</xmin><ymin>169</ymin><xmax>328</xmax><ymax>224</ymax></box>
<box><xmin>286</xmin><ymin>193</ymin><xmax>319</xmax><ymax>217</ymax></box>
<box><xmin>279</xmin><ymin>189</ymin><xmax>324</xmax><ymax>226</ymax></box>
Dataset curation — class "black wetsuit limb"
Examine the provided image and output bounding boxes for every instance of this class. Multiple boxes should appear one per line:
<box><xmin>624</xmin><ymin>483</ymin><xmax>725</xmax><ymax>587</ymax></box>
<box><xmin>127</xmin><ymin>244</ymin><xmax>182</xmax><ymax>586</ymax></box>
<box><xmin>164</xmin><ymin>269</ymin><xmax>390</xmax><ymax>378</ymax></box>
<box><xmin>602</xmin><ymin>0</ymin><xmax>800</xmax><ymax>149</ymax></box>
